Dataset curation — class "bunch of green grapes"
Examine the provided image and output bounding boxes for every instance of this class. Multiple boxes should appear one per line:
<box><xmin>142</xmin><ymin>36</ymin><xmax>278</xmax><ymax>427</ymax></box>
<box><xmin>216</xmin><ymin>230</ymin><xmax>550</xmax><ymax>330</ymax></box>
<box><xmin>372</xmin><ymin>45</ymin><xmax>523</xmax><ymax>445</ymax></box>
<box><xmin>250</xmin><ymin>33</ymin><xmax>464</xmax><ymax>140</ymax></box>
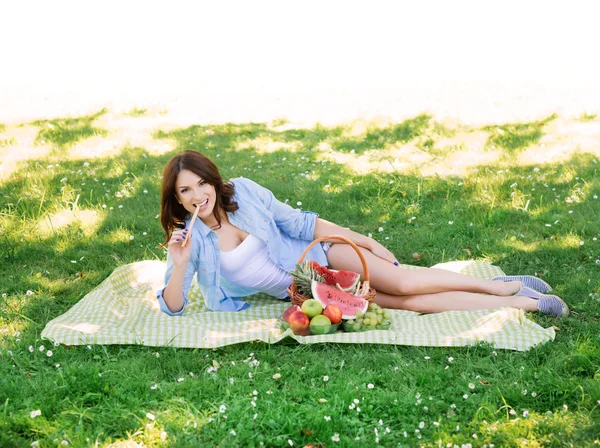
<box><xmin>345</xmin><ymin>303</ymin><xmax>392</xmax><ymax>332</ymax></box>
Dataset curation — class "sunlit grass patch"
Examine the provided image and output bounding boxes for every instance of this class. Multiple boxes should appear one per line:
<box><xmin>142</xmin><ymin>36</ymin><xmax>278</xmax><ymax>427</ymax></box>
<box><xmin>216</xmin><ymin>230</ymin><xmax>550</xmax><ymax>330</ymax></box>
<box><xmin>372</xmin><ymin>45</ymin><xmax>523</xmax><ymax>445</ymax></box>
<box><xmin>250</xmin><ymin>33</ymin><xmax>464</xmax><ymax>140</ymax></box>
<box><xmin>0</xmin><ymin>136</ymin><xmax>16</xmax><ymax>148</ymax></box>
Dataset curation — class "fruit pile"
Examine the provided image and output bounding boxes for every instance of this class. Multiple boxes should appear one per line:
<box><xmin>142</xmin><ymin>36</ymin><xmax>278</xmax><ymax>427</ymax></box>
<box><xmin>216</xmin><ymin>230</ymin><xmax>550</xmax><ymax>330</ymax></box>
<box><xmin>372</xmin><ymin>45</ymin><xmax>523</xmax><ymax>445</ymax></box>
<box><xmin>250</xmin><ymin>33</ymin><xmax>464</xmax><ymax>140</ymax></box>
<box><xmin>282</xmin><ymin>261</ymin><xmax>393</xmax><ymax>335</ymax></box>
<box><xmin>281</xmin><ymin>299</ymin><xmax>342</xmax><ymax>336</ymax></box>
<box><xmin>343</xmin><ymin>302</ymin><xmax>392</xmax><ymax>332</ymax></box>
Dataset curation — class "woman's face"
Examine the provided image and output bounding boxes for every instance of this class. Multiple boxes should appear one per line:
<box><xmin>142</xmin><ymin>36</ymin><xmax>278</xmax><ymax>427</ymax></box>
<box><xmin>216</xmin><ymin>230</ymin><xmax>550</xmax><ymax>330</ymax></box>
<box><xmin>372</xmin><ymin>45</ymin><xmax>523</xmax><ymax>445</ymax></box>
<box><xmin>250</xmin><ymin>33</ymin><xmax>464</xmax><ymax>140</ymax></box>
<box><xmin>175</xmin><ymin>169</ymin><xmax>217</xmax><ymax>221</ymax></box>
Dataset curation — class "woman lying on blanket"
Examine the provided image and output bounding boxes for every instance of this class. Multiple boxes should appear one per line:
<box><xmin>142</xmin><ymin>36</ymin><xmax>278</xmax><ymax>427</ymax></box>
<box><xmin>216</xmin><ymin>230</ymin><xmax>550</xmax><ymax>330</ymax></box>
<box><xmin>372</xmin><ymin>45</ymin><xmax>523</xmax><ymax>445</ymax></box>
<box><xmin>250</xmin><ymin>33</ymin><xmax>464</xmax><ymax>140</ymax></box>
<box><xmin>156</xmin><ymin>150</ymin><xmax>569</xmax><ymax>317</ymax></box>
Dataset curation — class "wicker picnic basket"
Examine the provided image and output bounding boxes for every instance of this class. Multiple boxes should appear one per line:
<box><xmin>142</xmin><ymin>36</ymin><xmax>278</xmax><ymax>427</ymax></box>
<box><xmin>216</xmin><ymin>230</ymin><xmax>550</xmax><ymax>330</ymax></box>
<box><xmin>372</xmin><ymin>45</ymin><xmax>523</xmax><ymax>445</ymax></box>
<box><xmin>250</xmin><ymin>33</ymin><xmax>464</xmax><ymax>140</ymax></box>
<box><xmin>287</xmin><ymin>235</ymin><xmax>377</xmax><ymax>306</ymax></box>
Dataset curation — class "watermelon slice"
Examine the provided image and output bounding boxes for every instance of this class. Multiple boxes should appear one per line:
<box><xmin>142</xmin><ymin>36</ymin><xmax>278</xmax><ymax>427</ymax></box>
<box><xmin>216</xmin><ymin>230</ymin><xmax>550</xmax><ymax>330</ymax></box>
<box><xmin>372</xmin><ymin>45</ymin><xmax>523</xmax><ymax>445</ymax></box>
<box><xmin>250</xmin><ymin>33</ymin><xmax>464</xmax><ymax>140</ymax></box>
<box><xmin>309</xmin><ymin>261</ymin><xmax>360</xmax><ymax>292</ymax></box>
<box><xmin>311</xmin><ymin>281</ymin><xmax>369</xmax><ymax>320</ymax></box>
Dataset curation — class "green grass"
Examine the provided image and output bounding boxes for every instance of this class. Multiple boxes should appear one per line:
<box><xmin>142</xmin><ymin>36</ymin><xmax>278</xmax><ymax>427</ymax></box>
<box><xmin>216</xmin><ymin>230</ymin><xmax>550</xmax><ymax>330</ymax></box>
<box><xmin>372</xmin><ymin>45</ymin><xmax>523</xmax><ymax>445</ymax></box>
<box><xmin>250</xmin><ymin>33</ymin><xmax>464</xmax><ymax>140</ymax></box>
<box><xmin>482</xmin><ymin>113</ymin><xmax>558</xmax><ymax>152</ymax></box>
<box><xmin>126</xmin><ymin>107</ymin><xmax>149</xmax><ymax>117</ymax></box>
<box><xmin>1</xmin><ymin>112</ymin><xmax>600</xmax><ymax>447</ymax></box>
<box><xmin>578</xmin><ymin>112</ymin><xmax>598</xmax><ymax>122</ymax></box>
<box><xmin>30</xmin><ymin>108</ymin><xmax>109</xmax><ymax>150</ymax></box>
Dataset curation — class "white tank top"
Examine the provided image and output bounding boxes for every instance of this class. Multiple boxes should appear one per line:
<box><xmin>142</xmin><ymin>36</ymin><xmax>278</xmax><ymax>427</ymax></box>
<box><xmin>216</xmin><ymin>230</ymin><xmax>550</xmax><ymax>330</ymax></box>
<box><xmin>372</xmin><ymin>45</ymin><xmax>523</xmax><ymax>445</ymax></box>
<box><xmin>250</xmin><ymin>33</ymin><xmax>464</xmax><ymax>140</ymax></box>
<box><xmin>219</xmin><ymin>234</ymin><xmax>292</xmax><ymax>299</ymax></box>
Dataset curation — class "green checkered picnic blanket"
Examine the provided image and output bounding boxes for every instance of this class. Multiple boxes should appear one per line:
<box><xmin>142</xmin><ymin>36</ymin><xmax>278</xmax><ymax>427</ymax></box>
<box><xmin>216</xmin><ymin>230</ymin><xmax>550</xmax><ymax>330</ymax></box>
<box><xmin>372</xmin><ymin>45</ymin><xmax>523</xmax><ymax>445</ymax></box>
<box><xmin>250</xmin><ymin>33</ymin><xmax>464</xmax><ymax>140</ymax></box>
<box><xmin>41</xmin><ymin>260</ymin><xmax>555</xmax><ymax>351</ymax></box>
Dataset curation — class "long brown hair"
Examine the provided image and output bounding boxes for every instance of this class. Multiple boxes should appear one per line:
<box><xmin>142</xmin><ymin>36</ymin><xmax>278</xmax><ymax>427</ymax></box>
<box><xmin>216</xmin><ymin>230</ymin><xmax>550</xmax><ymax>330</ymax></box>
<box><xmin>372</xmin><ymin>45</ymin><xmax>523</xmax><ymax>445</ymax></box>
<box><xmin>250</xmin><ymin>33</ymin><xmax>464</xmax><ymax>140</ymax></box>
<box><xmin>160</xmin><ymin>150</ymin><xmax>238</xmax><ymax>245</ymax></box>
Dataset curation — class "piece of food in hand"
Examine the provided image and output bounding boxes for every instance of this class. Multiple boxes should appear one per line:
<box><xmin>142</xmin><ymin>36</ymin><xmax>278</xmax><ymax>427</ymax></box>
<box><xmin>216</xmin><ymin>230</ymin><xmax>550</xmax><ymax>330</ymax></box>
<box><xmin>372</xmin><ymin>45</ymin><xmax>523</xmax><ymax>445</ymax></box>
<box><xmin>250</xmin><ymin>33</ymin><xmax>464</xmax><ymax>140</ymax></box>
<box><xmin>311</xmin><ymin>281</ymin><xmax>368</xmax><ymax>319</ymax></box>
<box><xmin>181</xmin><ymin>204</ymin><xmax>200</xmax><ymax>248</ymax></box>
<box><xmin>322</xmin><ymin>304</ymin><xmax>342</xmax><ymax>324</ymax></box>
<box><xmin>301</xmin><ymin>299</ymin><xmax>323</xmax><ymax>318</ymax></box>
<box><xmin>282</xmin><ymin>305</ymin><xmax>301</xmax><ymax>322</ymax></box>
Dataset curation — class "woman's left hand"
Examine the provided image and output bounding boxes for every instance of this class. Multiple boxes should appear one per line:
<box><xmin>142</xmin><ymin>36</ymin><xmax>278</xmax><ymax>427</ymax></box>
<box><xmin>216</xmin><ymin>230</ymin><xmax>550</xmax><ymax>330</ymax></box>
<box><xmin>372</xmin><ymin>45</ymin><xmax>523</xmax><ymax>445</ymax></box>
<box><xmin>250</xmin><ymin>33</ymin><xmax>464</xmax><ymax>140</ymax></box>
<box><xmin>367</xmin><ymin>239</ymin><xmax>399</xmax><ymax>265</ymax></box>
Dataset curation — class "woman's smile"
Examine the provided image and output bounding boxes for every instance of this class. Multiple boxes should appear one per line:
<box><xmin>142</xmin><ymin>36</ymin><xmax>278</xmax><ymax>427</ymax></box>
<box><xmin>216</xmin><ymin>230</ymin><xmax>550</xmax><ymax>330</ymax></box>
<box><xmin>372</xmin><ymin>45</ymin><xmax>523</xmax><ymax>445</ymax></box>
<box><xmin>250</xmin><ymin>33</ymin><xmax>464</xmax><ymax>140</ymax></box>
<box><xmin>175</xmin><ymin>169</ymin><xmax>217</xmax><ymax>222</ymax></box>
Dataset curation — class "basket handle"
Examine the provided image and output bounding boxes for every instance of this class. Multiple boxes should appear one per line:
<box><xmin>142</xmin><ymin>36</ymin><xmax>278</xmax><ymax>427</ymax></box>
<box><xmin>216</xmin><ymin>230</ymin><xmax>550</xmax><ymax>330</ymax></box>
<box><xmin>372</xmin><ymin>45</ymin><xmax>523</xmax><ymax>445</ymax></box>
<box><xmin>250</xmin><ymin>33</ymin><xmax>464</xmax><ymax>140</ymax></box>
<box><xmin>297</xmin><ymin>235</ymin><xmax>370</xmax><ymax>282</ymax></box>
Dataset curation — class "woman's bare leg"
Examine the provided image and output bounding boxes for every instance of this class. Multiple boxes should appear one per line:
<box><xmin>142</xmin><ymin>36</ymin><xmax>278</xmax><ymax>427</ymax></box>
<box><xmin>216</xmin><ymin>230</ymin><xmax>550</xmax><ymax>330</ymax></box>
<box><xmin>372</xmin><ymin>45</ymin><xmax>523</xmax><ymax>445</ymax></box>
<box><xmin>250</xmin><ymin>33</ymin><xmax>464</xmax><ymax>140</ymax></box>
<box><xmin>374</xmin><ymin>290</ymin><xmax>538</xmax><ymax>313</ymax></box>
<box><xmin>326</xmin><ymin>244</ymin><xmax>522</xmax><ymax>297</ymax></box>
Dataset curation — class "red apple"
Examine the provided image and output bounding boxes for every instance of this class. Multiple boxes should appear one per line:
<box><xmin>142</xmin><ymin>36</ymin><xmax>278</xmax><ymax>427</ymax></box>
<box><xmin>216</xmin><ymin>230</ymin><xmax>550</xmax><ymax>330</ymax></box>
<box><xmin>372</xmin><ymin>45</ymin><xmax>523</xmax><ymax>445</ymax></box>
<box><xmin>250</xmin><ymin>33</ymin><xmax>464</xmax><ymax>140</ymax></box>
<box><xmin>288</xmin><ymin>310</ymin><xmax>310</xmax><ymax>336</ymax></box>
<box><xmin>282</xmin><ymin>305</ymin><xmax>301</xmax><ymax>322</ymax></box>
<box><xmin>322</xmin><ymin>305</ymin><xmax>342</xmax><ymax>324</ymax></box>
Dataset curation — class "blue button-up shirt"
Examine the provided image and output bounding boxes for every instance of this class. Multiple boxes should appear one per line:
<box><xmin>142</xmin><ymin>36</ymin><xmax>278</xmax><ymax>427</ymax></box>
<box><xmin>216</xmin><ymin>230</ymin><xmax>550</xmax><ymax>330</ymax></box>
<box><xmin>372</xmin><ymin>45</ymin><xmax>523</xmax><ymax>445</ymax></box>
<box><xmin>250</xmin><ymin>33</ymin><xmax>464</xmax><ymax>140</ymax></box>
<box><xmin>156</xmin><ymin>177</ymin><xmax>328</xmax><ymax>315</ymax></box>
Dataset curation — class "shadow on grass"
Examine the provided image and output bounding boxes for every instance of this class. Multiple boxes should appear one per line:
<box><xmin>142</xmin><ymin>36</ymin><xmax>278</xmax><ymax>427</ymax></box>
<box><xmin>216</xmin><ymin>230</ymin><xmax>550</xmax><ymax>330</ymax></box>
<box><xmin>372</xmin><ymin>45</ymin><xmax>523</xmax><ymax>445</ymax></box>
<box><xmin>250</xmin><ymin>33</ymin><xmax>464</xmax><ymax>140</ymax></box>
<box><xmin>331</xmin><ymin>113</ymin><xmax>435</xmax><ymax>154</ymax></box>
<box><xmin>481</xmin><ymin>113</ymin><xmax>558</xmax><ymax>152</ymax></box>
<box><xmin>1</xmin><ymin>122</ymin><xmax>598</xmax><ymax>340</ymax></box>
<box><xmin>29</xmin><ymin>108</ymin><xmax>109</xmax><ymax>150</ymax></box>
<box><xmin>1</xmin><ymin>119</ymin><xmax>600</xmax><ymax>446</ymax></box>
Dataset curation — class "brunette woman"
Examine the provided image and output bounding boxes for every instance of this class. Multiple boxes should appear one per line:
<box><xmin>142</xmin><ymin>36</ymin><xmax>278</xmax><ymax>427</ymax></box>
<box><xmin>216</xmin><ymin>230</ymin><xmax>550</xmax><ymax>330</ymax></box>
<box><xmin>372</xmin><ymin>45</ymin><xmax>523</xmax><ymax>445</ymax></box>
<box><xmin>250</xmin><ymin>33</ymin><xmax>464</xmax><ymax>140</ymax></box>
<box><xmin>157</xmin><ymin>150</ymin><xmax>569</xmax><ymax>317</ymax></box>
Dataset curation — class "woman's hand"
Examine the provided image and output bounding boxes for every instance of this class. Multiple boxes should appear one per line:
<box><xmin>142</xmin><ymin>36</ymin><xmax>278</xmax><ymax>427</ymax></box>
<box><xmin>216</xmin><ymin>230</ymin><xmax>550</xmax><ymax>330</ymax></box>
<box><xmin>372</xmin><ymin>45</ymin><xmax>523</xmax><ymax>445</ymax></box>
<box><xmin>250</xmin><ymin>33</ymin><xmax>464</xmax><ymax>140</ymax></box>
<box><xmin>368</xmin><ymin>238</ymin><xmax>399</xmax><ymax>265</ymax></box>
<box><xmin>168</xmin><ymin>228</ymin><xmax>192</xmax><ymax>267</ymax></box>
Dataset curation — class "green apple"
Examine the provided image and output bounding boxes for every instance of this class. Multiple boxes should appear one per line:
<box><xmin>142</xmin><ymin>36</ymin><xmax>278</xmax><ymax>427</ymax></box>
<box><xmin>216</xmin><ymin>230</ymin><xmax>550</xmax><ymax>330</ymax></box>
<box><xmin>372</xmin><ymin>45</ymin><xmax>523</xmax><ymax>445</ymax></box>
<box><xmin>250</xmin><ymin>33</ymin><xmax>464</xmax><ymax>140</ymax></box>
<box><xmin>301</xmin><ymin>299</ymin><xmax>323</xmax><ymax>318</ymax></box>
<box><xmin>309</xmin><ymin>314</ymin><xmax>332</xmax><ymax>335</ymax></box>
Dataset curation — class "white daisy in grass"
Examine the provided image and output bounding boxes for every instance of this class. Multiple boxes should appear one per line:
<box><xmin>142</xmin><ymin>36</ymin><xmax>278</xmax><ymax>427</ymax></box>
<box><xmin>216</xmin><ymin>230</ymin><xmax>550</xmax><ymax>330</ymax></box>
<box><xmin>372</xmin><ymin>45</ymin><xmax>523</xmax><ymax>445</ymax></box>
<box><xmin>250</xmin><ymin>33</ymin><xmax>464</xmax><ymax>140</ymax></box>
<box><xmin>39</xmin><ymin>345</ymin><xmax>45</xmax><ymax>352</ymax></box>
<box><xmin>468</xmin><ymin>383</ymin><xmax>475</xmax><ymax>390</ymax></box>
<box><xmin>331</xmin><ymin>433</ymin><xmax>340</xmax><ymax>442</ymax></box>
<box><xmin>46</xmin><ymin>350</ymin><xmax>53</xmax><ymax>357</ymax></box>
<box><xmin>367</xmin><ymin>383</ymin><xmax>374</xmax><ymax>389</ymax></box>
<box><xmin>150</xmin><ymin>384</ymin><xmax>158</xmax><ymax>390</ymax></box>
<box><xmin>29</xmin><ymin>346</ymin><xmax>34</xmax><ymax>353</ymax></box>
<box><xmin>323</xmin><ymin>375</ymin><xmax>329</xmax><ymax>382</ymax></box>
<box><xmin>30</xmin><ymin>409</ymin><xmax>41</xmax><ymax>418</ymax></box>
<box><xmin>324</xmin><ymin>416</ymin><xmax>331</xmax><ymax>421</ymax></box>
